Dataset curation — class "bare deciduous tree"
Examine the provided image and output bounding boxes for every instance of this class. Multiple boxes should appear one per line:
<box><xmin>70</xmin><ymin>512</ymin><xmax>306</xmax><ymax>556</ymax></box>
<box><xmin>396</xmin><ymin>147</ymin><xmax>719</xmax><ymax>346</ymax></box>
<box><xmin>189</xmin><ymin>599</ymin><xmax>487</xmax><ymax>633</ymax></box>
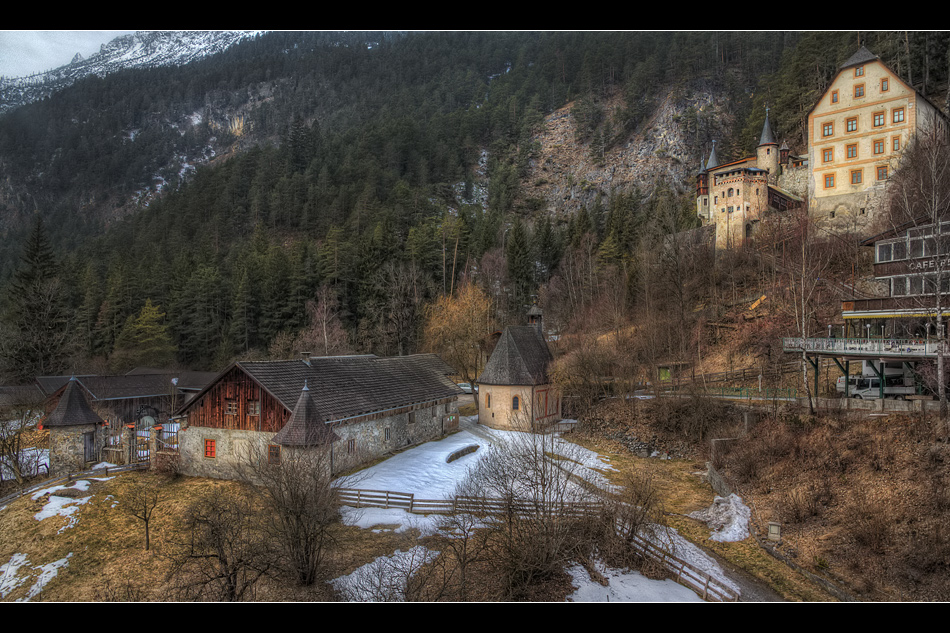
<box><xmin>883</xmin><ymin>123</ymin><xmax>950</xmax><ymax>424</ymax></box>
<box><xmin>116</xmin><ymin>473</ymin><xmax>165</xmax><ymax>551</ymax></box>
<box><xmin>167</xmin><ymin>485</ymin><xmax>272</xmax><ymax>602</ymax></box>
<box><xmin>422</xmin><ymin>280</ymin><xmax>494</xmax><ymax>402</ymax></box>
<box><xmin>454</xmin><ymin>424</ymin><xmax>602</xmax><ymax>599</ymax></box>
<box><xmin>234</xmin><ymin>441</ymin><xmax>345</xmax><ymax>587</ymax></box>
<box><xmin>0</xmin><ymin>388</ymin><xmax>45</xmax><ymax>486</ymax></box>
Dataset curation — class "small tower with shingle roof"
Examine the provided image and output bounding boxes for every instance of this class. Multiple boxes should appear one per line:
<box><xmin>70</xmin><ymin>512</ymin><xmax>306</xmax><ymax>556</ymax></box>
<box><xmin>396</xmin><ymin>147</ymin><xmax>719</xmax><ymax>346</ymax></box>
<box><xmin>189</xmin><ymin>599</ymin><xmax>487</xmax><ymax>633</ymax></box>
<box><xmin>40</xmin><ymin>377</ymin><xmax>104</xmax><ymax>476</ymax></box>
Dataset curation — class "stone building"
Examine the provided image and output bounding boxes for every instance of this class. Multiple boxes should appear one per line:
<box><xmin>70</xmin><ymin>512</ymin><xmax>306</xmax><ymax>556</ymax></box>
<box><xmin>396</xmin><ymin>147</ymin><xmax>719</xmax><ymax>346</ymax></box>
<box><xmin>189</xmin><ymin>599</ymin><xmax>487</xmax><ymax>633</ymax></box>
<box><xmin>477</xmin><ymin>319</ymin><xmax>560</xmax><ymax>432</ymax></box>
<box><xmin>696</xmin><ymin>109</ymin><xmax>805</xmax><ymax>251</ymax></box>
<box><xmin>38</xmin><ymin>377</ymin><xmax>105</xmax><ymax>477</ymax></box>
<box><xmin>807</xmin><ymin>46</ymin><xmax>950</xmax><ymax>233</ymax></box>
<box><xmin>174</xmin><ymin>354</ymin><xmax>462</xmax><ymax>479</ymax></box>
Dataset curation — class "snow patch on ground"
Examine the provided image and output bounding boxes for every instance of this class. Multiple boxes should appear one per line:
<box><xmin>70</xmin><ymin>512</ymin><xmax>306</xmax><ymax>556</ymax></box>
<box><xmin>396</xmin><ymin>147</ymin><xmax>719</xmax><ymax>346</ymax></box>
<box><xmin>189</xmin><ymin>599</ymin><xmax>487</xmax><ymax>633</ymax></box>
<box><xmin>0</xmin><ymin>552</ymin><xmax>71</xmax><ymax>601</ymax></box>
<box><xmin>566</xmin><ymin>561</ymin><xmax>703</xmax><ymax>602</ymax></box>
<box><xmin>333</xmin><ymin>419</ymin><xmax>739</xmax><ymax>601</ymax></box>
<box><xmin>331</xmin><ymin>546</ymin><xmax>439</xmax><ymax>601</ymax></box>
<box><xmin>687</xmin><ymin>494</ymin><xmax>752</xmax><ymax>543</ymax></box>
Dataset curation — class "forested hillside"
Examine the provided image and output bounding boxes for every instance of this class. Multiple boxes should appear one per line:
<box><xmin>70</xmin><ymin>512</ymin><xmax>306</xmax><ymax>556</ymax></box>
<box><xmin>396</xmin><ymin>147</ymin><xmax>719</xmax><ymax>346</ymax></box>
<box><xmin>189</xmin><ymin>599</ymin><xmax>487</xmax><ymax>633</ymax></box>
<box><xmin>1</xmin><ymin>30</ymin><xmax>947</xmax><ymax>382</ymax></box>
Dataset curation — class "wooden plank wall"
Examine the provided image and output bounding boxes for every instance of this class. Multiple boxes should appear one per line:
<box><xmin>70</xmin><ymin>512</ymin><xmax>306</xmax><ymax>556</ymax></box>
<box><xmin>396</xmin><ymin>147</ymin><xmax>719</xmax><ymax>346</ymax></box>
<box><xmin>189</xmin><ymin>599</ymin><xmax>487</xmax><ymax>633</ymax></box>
<box><xmin>185</xmin><ymin>366</ymin><xmax>288</xmax><ymax>433</ymax></box>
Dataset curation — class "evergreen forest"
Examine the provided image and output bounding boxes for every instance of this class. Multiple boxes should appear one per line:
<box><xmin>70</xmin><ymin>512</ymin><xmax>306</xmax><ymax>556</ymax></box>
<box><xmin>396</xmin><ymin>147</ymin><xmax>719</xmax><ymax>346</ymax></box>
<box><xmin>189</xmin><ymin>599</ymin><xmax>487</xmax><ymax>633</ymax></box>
<box><xmin>1</xmin><ymin>30</ymin><xmax>948</xmax><ymax>382</ymax></box>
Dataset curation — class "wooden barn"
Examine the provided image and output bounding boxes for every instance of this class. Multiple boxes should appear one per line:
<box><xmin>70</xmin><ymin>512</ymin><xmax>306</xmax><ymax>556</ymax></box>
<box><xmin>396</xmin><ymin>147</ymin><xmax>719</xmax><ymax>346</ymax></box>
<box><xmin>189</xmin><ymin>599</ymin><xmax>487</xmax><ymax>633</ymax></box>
<box><xmin>174</xmin><ymin>354</ymin><xmax>463</xmax><ymax>479</ymax></box>
<box><xmin>36</xmin><ymin>370</ymin><xmax>216</xmax><ymax>467</ymax></box>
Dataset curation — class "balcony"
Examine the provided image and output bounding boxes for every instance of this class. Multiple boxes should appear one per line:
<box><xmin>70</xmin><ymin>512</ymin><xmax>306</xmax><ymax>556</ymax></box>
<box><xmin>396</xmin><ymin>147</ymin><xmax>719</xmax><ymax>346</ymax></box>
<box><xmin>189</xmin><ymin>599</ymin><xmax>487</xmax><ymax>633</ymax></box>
<box><xmin>782</xmin><ymin>336</ymin><xmax>940</xmax><ymax>358</ymax></box>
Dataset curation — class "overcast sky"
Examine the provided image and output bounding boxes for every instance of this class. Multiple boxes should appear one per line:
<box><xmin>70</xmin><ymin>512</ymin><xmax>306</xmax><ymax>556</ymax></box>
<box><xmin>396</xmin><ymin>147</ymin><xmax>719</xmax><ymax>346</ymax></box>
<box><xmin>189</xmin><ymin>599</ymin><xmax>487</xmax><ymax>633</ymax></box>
<box><xmin>0</xmin><ymin>30</ymin><xmax>136</xmax><ymax>78</ymax></box>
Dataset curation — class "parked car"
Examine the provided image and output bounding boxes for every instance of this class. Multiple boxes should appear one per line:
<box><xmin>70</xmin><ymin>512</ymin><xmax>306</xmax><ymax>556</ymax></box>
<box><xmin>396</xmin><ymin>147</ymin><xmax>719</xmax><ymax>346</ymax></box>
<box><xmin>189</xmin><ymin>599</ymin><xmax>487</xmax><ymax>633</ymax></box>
<box><xmin>457</xmin><ymin>382</ymin><xmax>478</xmax><ymax>394</ymax></box>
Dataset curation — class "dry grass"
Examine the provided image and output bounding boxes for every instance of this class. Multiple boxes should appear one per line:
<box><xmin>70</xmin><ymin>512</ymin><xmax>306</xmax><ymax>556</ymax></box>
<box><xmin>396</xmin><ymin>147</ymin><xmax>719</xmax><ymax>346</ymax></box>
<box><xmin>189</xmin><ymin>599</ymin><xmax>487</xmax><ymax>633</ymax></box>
<box><xmin>569</xmin><ymin>430</ymin><xmax>839</xmax><ymax>602</ymax></box>
<box><xmin>718</xmin><ymin>411</ymin><xmax>950</xmax><ymax>602</ymax></box>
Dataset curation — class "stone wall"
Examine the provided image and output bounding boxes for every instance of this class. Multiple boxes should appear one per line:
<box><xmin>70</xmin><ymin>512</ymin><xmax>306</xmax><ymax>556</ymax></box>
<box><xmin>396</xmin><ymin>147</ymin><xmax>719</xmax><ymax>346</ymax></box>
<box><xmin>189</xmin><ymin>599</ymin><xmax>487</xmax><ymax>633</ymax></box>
<box><xmin>178</xmin><ymin>398</ymin><xmax>457</xmax><ymax>479</ymax></box>
<box><xmin>47</xmin><ymin>424</ymin><xmax>99</xmax><ymax>477</ymax></box>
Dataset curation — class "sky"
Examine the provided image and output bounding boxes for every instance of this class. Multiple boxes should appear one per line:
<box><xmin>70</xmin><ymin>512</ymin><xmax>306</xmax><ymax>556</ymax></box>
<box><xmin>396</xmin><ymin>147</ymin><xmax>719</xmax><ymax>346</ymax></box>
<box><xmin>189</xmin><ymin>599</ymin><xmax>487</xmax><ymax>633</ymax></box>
<box><xmin>0</xmin><ymin>30</ymin><xmax>135</xmax><ymax>78</ymax></box>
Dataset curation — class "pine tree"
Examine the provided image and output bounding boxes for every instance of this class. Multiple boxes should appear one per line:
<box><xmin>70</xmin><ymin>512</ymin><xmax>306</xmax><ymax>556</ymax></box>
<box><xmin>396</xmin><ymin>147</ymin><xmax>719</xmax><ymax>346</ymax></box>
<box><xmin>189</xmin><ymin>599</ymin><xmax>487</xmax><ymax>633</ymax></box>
<box><xmin>0</xmin><ymin>217</ymin><xmax>73</xmax><ymax>382</ymax></box>
<box><xmin>109</xmin><ymin>299</ymin><xmax>178</xmax><ymax>372</ymax></box>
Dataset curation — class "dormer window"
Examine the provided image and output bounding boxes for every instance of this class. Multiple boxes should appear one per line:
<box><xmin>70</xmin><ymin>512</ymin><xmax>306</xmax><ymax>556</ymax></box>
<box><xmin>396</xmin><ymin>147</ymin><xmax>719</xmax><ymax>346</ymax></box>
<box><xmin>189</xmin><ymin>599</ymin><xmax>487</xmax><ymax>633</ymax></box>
<box><xmin>855</xmin><ymin>65</ymin><xmax>864</xmax><ymax>77</ymax></box>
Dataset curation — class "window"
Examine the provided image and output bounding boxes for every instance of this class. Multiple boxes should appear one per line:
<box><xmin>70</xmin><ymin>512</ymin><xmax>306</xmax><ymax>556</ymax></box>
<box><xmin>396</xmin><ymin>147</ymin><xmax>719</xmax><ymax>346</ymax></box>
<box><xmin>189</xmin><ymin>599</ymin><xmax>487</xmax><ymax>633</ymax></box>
<box><xmin>846</xmin><ymin>144</ymin><xmax>858</xmax><ymax>159</ymax></box>
<box><xmin>855</xmin><ymin>65</ymin><xmax>864</xmax><ymax>77</ymax></box>
<box><xmin>268</xmin><ymin>445</ymin><xmax>281</xmax><ymax>464</ymax></box>
<box><xmin>485</xmin><ymin>392</ymin><xmax>491</xmax><ymax>408</ymax></box>
<box><xmin>512</xmin><ymin>396</ymin><xmax>520</xmax><ymax>410</ymax></box>
<box><xmin>822</xmin><ymin>148</ymin><xmax>833</xmax><ymax>163</ymax></box>
<box><xmin>851</xmin><ymin>169</ymin><xmax>863</xmax><ymax>185</ymax></box>
<box><xmin>727</xmin><ymin>206</ymin><xmax>734</xmax><ymax>213</ymax></box>
<box><xmin>408</xmin><ymin>411</ymin><xmax>416</xmax><ymax>424</ymax></box>
<box><xmin>893</xmin><ymin>136</ymin><xmax>901</xmax><ymax>152</ymax></box>
<box><xmin>204</xmin><ymin>439</ymin><xmax>216</xmax><ymax>458</ymax></box>
<box><xmin>877</xmin><ymin>165</ymin><xmax>888</xmax><ymax>180</ymax></box>
<box><xmin>225</xmin><ymin>399</ymin><xmax>237</xmax><ymax>415</ymax></box>
<box><xmin>347</xmin><ymin>439</ymin><xmax>355</xmax><ymax>454</ymax></box>
<box><xmin>874</xmin><ymin>139</ymin><xmax>885</xmax><ymax>155</ymax></box>
<box><xmin>874</xmin><ymin>112</ymin><xmax>885</xmax><ymax>127</ymax></box>
<box><xmin>247</xmin><ymin>400</ymin><xmax>260</xmax><ymax>416</ymax></box>
<box><xmin>831</xmin><ymin>90</ymin><xmax>839</xmax><ymax>104</ymax></box>
<box><xmin>877</xmin><ymin>243</ymin><xmax>893</xmax><ymax>262</ymax></box>
<box><xmin>893</xmin><ymin>108</ymin><xmax>904</xmax><ymax>123</ymax></box>
<box><xmin>385</xmin><ymin>427</ymin><xmax>391</xmax><ymax>441</ymax></box>
<box><xmin>846</xmin><ymin>117</ymin><xmax>858</xmax><ymax>132</ymax></box>
<box><xmin>881</xmin><ymin>77</ymin><xmax>889</xmax><ymax>92</ymax></box>
<box><xmin>822</xmin><ymin>122</ymin><xmax>834</xmax><ymax>137</ymax></box>
<box><xmin>854</xmin><ymin>83</ymin><xmax>865</xmax><ymax>98</ymax></box>
<box><xmin>824</xmin><ymin>174</ymin><xmax>835</xmax><ymax>189</ymax></box>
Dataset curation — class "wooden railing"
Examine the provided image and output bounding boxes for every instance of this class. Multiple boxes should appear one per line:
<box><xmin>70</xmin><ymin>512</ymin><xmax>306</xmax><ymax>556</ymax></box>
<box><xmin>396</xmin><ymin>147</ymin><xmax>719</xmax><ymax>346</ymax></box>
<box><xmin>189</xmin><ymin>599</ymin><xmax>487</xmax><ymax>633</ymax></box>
<box><xmin>334</xmin><ymin>486</ymin><xmax>739</xmax><ymax>602</ymax></box>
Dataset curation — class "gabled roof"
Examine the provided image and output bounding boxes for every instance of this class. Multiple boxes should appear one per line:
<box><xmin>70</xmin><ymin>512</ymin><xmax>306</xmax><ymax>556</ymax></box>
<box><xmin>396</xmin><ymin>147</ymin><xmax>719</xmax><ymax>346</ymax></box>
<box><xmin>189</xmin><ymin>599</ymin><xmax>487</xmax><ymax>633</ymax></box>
<box><xmin>840</xmin><ymin>46</ymin><xmax>879</xmax><ymax>70</ymax></box>
<box><xmin>37</xmin><ymin>371</ymin><xmax>216</xmax><ymax>400</ymax></box>
<box><xmin>806</xmin><ymin>47</ymin><xmax>950</xmax><ymax>127</ymax></box>
<box><xmin>179</xmin><ymin>354</ymin><xmax>463</xmax><ymax>422</ymax></box>
<box><xmin>41</xmin><ymin>377</ymin><xmax>103</xmax><ymax>428</ymax></box>
<box><xmin>477</xmin><ymin>326</ymin><xmax>553</xmax><ymax>386</ymax></box>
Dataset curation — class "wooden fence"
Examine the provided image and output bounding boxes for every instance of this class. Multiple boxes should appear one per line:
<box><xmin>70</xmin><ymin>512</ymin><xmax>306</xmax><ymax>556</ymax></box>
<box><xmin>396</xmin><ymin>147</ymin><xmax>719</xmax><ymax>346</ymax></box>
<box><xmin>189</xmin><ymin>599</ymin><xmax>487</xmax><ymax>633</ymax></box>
<box><xmin>334</xmin><ymin>486</ymin><xmax>739</xmax><ymax>602</ymax></box>
<box><xmin>0</xmin><ymin>462</ymin><xmax>148</xmax><ymax>509</ymax></box>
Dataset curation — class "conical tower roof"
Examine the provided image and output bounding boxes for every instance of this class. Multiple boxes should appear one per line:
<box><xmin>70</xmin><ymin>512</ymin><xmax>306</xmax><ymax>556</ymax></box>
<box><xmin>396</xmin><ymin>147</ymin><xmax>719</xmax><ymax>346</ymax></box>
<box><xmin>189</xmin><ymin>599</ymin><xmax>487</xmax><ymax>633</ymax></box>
<box><xmin>759</xmin><ymin>108</ymin><xmax>777</xmax><ymax>146</ymax></box>
<box><xmin>705</xmin><ymin>141</ymin><xmax>719</xmax><ymax>171</ymax></box>
<box><xmin>41</xmin><ymin>377</ymin><xmax>103</xmax><ymax>428</ymax></box>
<box><xmin>272</xmin><ymin>382</ymin><xmax>338</xmax><ymax>447</ymax></box>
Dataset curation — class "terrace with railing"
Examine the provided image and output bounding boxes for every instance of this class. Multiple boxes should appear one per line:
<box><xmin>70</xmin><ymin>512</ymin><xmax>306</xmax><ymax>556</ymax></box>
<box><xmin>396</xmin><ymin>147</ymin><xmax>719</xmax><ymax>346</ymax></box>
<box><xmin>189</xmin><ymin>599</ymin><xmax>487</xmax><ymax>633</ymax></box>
<box><xmin>782</xmin><ymin>336</ymin><xmax>941</xmax><ymax>358</ymax></box>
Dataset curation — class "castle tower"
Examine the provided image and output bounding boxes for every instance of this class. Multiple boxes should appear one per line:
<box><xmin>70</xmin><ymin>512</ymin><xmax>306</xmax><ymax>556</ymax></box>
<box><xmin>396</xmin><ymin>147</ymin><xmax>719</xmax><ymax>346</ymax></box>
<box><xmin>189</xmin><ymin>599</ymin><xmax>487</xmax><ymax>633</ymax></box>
<box><xmin>756</xmin><ymin>108</ymin><xmax>780</xmax><ymax>180</ymax></box>
<box><xmin>696</xmin><ymin>141</ymin><xmax>718</xmax><ymax>222</ymax></box>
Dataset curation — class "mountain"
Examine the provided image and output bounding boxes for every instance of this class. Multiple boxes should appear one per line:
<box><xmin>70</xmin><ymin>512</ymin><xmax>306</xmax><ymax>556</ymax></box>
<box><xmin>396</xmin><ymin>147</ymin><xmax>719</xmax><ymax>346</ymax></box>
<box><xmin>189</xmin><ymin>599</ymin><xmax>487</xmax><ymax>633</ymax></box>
<box><xmin>3</xmin><ymin>30</ymin><xmax>946</xmax><ymax>374</ymax></box>
<box><xmin>0</xmin><ymin>31</ymin><xmax>259</xmax><ymax>114</ymax></box>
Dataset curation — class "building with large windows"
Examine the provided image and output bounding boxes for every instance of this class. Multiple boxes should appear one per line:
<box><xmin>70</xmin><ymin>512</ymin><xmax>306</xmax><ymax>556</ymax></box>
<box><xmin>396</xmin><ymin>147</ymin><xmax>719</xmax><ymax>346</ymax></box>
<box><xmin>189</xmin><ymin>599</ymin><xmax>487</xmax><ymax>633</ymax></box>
<box><xmin>807</xmin><ymin>47</ymin><xmax>950</xmax><ymax>231</ymax></box>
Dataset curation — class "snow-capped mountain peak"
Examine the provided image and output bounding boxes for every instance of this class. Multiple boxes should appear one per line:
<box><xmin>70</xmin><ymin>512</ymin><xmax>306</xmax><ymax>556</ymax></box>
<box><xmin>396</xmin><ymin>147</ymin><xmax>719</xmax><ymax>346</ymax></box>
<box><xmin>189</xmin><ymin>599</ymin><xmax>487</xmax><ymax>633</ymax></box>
<box><xmin>0</xmin><ymin>30</ymin><xmax>259</xmax><ymax>113</ymax></box>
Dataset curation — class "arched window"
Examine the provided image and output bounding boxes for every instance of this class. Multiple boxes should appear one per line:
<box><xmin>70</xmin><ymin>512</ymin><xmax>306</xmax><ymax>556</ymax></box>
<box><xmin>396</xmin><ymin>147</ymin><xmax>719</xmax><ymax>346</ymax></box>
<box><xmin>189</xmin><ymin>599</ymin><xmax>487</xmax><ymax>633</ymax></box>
<box><xmin>512</xmin><ymin>396</ymin><xmax>520</xmax><ymax>410</ymax></box>
<box><xmin>485</xmin><ymin>393</ymin><xmax>491</xmax><ymax>408</ymax></box>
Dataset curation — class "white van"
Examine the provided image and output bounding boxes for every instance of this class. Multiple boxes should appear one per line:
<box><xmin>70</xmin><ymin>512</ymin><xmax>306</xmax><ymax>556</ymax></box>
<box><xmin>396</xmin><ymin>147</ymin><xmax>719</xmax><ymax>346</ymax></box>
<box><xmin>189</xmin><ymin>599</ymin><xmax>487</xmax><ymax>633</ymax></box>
<box><xmin>836</xmin><ymin>374</ymin><xmax>917</xmax><ymax>399</ymax></box>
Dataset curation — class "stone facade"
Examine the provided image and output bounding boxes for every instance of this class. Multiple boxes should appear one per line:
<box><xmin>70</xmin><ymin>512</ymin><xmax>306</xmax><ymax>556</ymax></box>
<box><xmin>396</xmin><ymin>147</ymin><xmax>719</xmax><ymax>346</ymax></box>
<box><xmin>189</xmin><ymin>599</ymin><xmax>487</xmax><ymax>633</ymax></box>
<box><xmin>47</xmin><ymin>424</ymin><xmax>100</xmax><ymax>477</ymax></box>
<box><xmin>178</xmin><ymin>397</ymin><xmax>457</xmax><ymax>479</ymax></box>
<box><xmin>696</xmin><ymin>112</ymin><xmax>806</xmax><ymax>251</ymax></box>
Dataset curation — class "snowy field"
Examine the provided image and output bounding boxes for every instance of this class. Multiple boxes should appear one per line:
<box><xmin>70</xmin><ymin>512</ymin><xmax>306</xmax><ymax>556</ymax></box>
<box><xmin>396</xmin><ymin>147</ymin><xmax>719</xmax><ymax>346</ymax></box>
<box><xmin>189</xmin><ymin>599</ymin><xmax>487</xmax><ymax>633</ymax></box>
<box><xmin>1</xmin><ymin>417</ymin><xmax>751</xmax><ymax>602</ymax></box>
<box><xmin>333</xmin><ymin>417</ymin><xmax>747</xmax><ymax>602</ymax></box>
